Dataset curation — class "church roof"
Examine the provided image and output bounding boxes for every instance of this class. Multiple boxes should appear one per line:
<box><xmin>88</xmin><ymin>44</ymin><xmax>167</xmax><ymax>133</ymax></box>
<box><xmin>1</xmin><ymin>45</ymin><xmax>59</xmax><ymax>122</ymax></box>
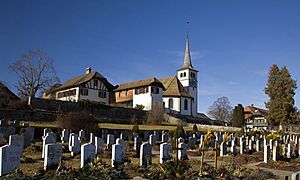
<box><xmin>114</xmin><ymin>77</ymin><xmax>165</xmax><ymax>92</ymax></box>
<box><xmin>159</xmin><ymin>76</ymin><xmax>193</xmax><ymax>99</ymax></box>
<box><xmin>55</xmin><ymin>71</ymin><xmax>114</xmax><ymax>91</ymax></box>
<box><xmin>177</xmin><ymin>32</ymin><xmax>198</xmax><ymax>72</ymax></box>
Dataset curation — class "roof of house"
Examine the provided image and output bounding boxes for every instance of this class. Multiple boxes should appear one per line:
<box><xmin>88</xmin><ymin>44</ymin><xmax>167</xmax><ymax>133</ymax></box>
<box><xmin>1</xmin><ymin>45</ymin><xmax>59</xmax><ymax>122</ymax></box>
<box><xmin>0</xmin><ymin>82</ymin><xmax>20</xmax><ymax>101</ymax></box>
<box><xmin>159</xmin><ymin>76</ymin><xmax>193</xmax><ymax>99</ymax></box>
<box><xmin>43</xmin><ymin>83</ymin><xmax>62</xmax><ymax>94</ymax></box>
<box><xmin>55</xmin><ymin>71</ymin><xmax>114</xmax><ymax>91</ymax></box>
<box><xmin>114</xmin><ymin>77</ymin><xmax>165</xmax><ymax>92</ymax></box>
<box><xmin>244</xmin><ymin>105</ymin><xmax>269</xmax><ymax>119</ymax></box>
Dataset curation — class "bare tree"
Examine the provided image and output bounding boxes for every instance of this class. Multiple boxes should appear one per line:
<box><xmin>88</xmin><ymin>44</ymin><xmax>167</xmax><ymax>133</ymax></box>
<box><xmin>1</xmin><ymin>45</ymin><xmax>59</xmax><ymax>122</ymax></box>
<box><xmin>207</xmin><ymin>96</ymin><xmax>233</xmax><ymax>123</ymax></box>
<box><xmin>146</xmin><ymin>102</ymin><xmax>165</xmax><ymax>125</ymax></box>
<box><xmin>9</xmin><ymin>49</ymin><xmax>59</xmax><ymax>99</ymax></box>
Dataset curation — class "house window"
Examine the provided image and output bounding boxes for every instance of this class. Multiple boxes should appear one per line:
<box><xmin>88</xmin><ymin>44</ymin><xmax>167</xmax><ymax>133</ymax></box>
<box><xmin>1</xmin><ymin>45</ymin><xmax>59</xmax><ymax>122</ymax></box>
<box><xmin>169</xmin><ymin>98</ymin><xmax>173</xmax><ymax>109</ymax></box>
<box><xmin>135</xmin><ymin>87</ymin><xmax>148</xmax><ymax>95</ymax></box>
<box><xmin>183</xmin><ymin>72</ymin><xmax>186</xmax><ymax>77</ymax></box>
<box><xmin>151</xmin><ymin>87</ymin><xmax>159</xmax><ymax>94</ymax></box>
<box><xmin>94</xmin><ymin>80</ymin><xmax>98</xmax><ymax>87</ymax></box>
<box><xmin>184</xmin><ymin>99</ymin><xmax>188</xmax><ymax>110</ymax></box>
<box><xmin>98</xmin><ymin>91</ymin><xmax>106</xmax><ymax>98</ymax></box>
<box><xmin>80</xmin><ymin>88</ymin><xmax>88</xmax><ymax>96</ymax></box>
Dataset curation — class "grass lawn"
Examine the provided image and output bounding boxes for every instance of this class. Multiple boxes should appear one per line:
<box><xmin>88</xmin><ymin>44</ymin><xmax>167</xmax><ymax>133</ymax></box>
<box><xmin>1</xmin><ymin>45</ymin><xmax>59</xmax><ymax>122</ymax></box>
<box><xmin>23</xmin><ymin>121</ymin><xmax>238</xmax><ymax>133</ymax></box>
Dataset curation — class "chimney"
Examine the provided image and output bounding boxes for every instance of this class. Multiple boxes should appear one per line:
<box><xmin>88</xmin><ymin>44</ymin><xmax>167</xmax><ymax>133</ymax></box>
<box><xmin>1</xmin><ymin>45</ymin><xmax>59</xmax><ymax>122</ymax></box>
<box><xmin>85</xmin><ymin>67</ymin><xmax>91</xmax><ymax>75</ymax></box>
<box><xmin>251</xmin><ymin>104</ymin><xmax>254</xmax><ymax>107</ymax></box>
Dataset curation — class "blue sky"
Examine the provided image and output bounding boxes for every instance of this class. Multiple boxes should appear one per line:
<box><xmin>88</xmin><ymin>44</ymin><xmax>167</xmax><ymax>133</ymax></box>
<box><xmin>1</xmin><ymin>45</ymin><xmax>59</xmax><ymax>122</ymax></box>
<box><xmin>0</xmin><ymin>0</ymin><xmax>299</xmax><ymax>113</ymax></box>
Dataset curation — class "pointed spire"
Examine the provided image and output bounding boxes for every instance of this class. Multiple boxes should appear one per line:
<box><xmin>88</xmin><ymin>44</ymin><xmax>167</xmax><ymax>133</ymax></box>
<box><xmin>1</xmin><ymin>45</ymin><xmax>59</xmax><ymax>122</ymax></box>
<box><xmin>182</xmin><ymin>32</ymin><xmax>193</xmax><ymax>69</ymax></box>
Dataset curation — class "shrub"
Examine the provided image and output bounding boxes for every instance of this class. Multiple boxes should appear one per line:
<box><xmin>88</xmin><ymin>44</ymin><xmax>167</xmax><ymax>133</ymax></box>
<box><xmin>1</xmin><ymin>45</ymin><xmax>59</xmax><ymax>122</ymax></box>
<box><xmin>192</xmin><ymin>124</ymin><xmax>198</xmax><ymax>135</ymax></box>
<box><xmin>145</xmin><ymin>102</ymin><xmax>165</xmax><ymax>125</ymax></box>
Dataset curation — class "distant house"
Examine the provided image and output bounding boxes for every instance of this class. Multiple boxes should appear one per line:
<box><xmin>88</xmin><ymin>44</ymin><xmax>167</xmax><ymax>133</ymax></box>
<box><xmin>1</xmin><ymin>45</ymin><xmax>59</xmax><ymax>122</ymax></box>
<box><xmin>42</xmin><ymin>84</ymin><xmax>62</xmax><ymax>100</ymax></box>
<box><xmin>47</xmin><ymin>68</ymin><xmax>114</xmax><ymax>105</ymax></box>
<box><xmin>244</xmin><ymin>105</ymin><xmax>269</xmax><ymax>132</ymax></box>
<box><xmin>114</xmin><ymin>77</ymin><xmax>165</xmax><ymax>110</ymax></box>
<box><xmin>0</xmin><ymin>82</ymin><xmax>20</xmax><ymax>107</ymax></box>
<box><xmin>159</xmin><ymin>76</ymin><xmax>194</xmax><ymax>116</ymax></box>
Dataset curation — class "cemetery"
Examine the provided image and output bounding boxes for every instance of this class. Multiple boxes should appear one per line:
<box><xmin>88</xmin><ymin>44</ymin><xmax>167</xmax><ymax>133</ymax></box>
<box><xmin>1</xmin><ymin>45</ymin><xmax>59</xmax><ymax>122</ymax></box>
<box><xmin>0</xmin><ymin>119</ymin><xmax>299</xmax><ymax>179</ymax></box>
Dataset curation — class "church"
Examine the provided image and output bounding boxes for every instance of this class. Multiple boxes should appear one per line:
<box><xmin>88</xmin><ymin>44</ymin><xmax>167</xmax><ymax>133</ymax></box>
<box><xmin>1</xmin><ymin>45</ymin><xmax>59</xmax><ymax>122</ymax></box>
<box><xmin>43</xmin><ymin>33</ymin><xmax>198</xmax><ymax>117</ymax></box>
<box><xmin>113</xmin><ymin>33</ymin><xmax>198</xmax><ymax>116</ymax></box>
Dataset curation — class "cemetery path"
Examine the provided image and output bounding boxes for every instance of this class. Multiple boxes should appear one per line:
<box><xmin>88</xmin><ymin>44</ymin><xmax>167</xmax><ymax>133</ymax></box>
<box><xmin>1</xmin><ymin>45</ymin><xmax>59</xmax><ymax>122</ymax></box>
<box><xmin>242</xmin><ymin>161</ymin><xmax>296</xmax><ymax>178</ymax></box>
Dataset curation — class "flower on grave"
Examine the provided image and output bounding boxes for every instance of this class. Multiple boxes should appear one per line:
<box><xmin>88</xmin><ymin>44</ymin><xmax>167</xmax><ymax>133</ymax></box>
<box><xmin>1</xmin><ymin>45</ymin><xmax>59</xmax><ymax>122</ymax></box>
<box><xmin>223</xmin><ymin>133</ymin><xmax>229</xmax><ymax>142</ymax></box>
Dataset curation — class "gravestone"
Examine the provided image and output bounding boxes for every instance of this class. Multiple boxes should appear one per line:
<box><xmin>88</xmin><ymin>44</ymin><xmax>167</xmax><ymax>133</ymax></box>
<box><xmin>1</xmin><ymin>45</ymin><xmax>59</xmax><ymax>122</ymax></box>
<box><xmin>162</xmin><ymin>133</ymin><xmax>168</xmax><ymax>143</ymax></box>
<box><xmin>101</xmin><ymin>129</ymin><xmax>108</xmax><ymax>141</ymax></box>
<box><xmin>149</xmin><ymin>134</ymin><xmax>156</xmax><ymax>146</ymax></box>
<box><xmin>220</xmin><ymin>142</ymin><xmax>227</xmax><ymax>156</ymax></box>
<box><xmin>144</xmin><ymin>131</ymin><xmax>149</xmax><ymax>141</ymax></box>
<box><xmin>79</xmin><ymin>129</ymin><xmax>85</xmax><ymax>142</ymax></box>
<box><xmin>42</xmin><ymin>133</ymin><xmax>56</xmax><ymax>158</ymax></box>
<box><xmin>120</xmin><ymin>131</ymin><xmax>128</xmax><ymax>140</ymax></box>
<box><xmin>44</xmin><ymin>144</ymin><xmax>62</xmax><ymax>170</ymax></box>
<box><xmin>178</xmin><ymin>143</ymin><xmax>188</xmax><ymax>160</ymax></box>
<box><xmin>9</xmin><ymin>135</ymin><xmax>24</xmax><ymax>148</ymax></box>
<box><xmin>264</xmin><ymin>145</ymin><xmax>270</xmax><ymax>163</ymax></box>
<box><xmin>272</xmin><ymin>145</ymin><xmax>279</xmax><ymax>161</ymax></box>
<box><xmin>90</xmin><ymin>133</ymin><xmax>95</xmax><ymax>145</ymax></box>
<box><xmin>188</xmin><ymin>137</ymin><xmax>196</xmax><ymax>149</ymax></box>
<box><xmin>80</xmin><ymin>143</ymin><xmax>96</xmax><ymax>168</ymax></box>
<box><xmin>249</xmin><ymin>140</ymin><xmax>254</xmax><ymax>151</ymax></box>
<box><xmin>43</xmin><ymin>128</ymin><xmax>52</xmax><ymax>138</ymax></box>
<box><xmin>95</xmin><ymin>137</ymin><xmax>104</xmax><ymax>154</ymax></box>
<box><xmin>140</xmin><ymin>143</ymin><xmax>152</xmax><ymax>166</ymax></box>
<box><xmin>23</xmin><ymin>127</ymin><xmax>35</xmax><ymax>147</ymax></box>
<box><xmin>6</xmin><ymin>126</ymin><xmax>16</xmax><ymax>137</ymax></box>
<box><xmin>231</xmin><ymin>140</ymin><xmax>237</xmax><ymax>155</ymax></box>
<box><xmin>0</xmin><ymin>134</ymin><xmax>3</xmax><ymax>144</ymax></box>
<box><xmin>69</xmin><ymin>133</ymin><xmax>80</xmax><ymax>156</ymax></box>
<box><xmin>178</xmin><ymin>137</ymin><xmax>184</xmax><ymax>144</ymax></box>
<box><xmin>134</xmin><ymin>137</ymin><xmax>142</xmax><ymax>153</ymax></box>
<box><xmin>160</xmin><ymin>142</ymin><xmax>169</xmax><ymax>164</ymax></box>
<box><xmin>287</xmin><ymin>143</ymin><xmax>291</xmax><ymax>158</ymax></box>
<box><xmin>111</xmin><ymin>143</ymin><xmax>124</xmax><ymax>167</ymax></box>
<box><xmin>0</xmin><ymin>145</ymin><xmax>21</xmax><ymax>176</ymax></box>
<box><xmin>116</xmin><ymin>138</ymin><xmax>125</xmax><ymax>153</ymax></box>
<box><xmin>256</xmin><ymin>139</ymin><xmax>261</xmax><ymax>152</ymax></box>
<box><xmin>107</xmin><ymin>134</ymin><xmax>115</xmax><ymax>148</ymax></box>
<box><xmin>239</xmin><ymin>137</ymin><xmax>245</xmax><ymax>154</ymax></box>
<box><xmin>61</xmin><ymin>129</ymin><xmax>69</xmax><ymax>144</ymax></box>
<box><xmin>154</xmin><ymin>131</ymin><xmax>160</xmax><ymax>141</ymax></box>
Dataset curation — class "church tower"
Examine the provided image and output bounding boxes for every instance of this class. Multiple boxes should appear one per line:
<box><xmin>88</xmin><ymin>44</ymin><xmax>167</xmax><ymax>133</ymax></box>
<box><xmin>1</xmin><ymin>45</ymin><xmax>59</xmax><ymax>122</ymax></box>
<box><xmin>177</xmin><ymin>32</ymin><xmax>198</xmax><ymax>117</ymax></box>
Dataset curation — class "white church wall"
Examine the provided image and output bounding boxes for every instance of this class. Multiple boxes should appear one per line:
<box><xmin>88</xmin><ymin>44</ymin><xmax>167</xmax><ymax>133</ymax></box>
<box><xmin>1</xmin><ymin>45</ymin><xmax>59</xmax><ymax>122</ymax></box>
<box><xmin>180</xmin><ymin>97</ymin><xmax>192</xmax><ymax>116</ymax></box>
<box><xmin>163</xmin><ymin>97</ymin><xmax>181</xmax><ymax>114</ymax></box>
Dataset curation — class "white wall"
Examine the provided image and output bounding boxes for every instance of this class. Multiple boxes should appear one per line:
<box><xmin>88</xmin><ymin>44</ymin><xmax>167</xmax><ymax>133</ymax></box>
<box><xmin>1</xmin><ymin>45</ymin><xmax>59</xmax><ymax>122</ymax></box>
<box><xmin>133</xmin><ymin>86</ymin><xmax>164</xmax><ymax>111</ymax></box>
<box><xmin>163</xmin><ymin>97</ymin><xmax>180</xmax><ymax>114</ymax></box>
<box><xmin>56</xmin><ymin>87</ymin><xmax>79</xmax><ymax>102</ymax></box>
<box><xmin>180</xmin><ymin>97</ymin><xmax>192</xmax><ymax>116</ymax></box>
<box><xmin>79</xmin><ymin>88</ymin><xmax>109</xmax><ymax>105</ymax></box>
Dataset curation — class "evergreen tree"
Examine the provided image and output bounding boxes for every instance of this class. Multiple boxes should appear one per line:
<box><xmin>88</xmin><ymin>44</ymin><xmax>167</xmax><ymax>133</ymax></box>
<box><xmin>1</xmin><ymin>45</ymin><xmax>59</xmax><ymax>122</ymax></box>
<box><xmin>265</xmin><ymin>65</ymin><xmax>297</xmax><ymax>125</ymax></box>
<box><xmin>192</xmin><ymin>124</ymin><xmax>198</xmax><ymax>135</ymax></box>
<box><xmin>232</xmin><ymin>104</ymin><xmax>245</xmax><ymax>127</ymax></box>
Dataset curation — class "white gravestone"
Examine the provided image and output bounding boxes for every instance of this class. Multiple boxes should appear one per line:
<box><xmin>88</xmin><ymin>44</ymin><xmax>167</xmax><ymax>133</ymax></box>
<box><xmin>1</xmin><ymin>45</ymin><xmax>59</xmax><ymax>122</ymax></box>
<box><xmin>178</xmin><ymin>143</ymin><xmax>188</xmax><ymax>160</ymax></box>
<box><xmin>0</xmin><ymin>145</ymin><xmax>21</xmax><ymax>176</ymax></box>
<box><xmin>80</xmin><ymin>143</ymin><xmax>96</xmax><ymax>168</ymax></box>
<box><xmin>140</xmin><ymin>143</ymin><xmax>152</xmax><ymax>166</ymax></box>
<box><xmin>69</xmin><ymin>133</ymin><xmax>80</xmax><ymax>156</ymax></box>
<box><xmin>90</xmin><ymin>133</ymin><xmax>95</xmax><ymax>145</ymax></box>
<box><xmin>42</xmin><ymin>133</ymin><xmax>56</xmax><ymax>158</ymax></box>
<box><xmin>61</xmin><ymin>129</ymin><xmax>69</xmax><ymax>144</ymax></box>
<box><xmin>111</xmin><ymin>143</ymin><xmax>124</xmax><ymax>167</ymax></box>
<box><xmin>160</xmin><ymin>142</ymin><xmax>169</xmax><ymax>164</ymax></box>
<box><xmin>231</xmin><ymin>140</ymin><xmax>237</xmax><ymax>155</ymax></box>
<box><xmin>220</xmin><ymin>142</ymin><xmax>227</xmax><ymax>156</ymax></box>
<box><xmin>79</xmin><ymin>129</ymin><xmax>85</xmax><ymax>142</ymax></box>
<box><xmin>95</xmin><ymin>137</ymin><xmax>104</xmax><ymax>154</ymax></box>
<box><xmin>149</xmin><ymin>134</ymin><xmax>156</xmax><ymax>146</ymax></box>
<box><xmin>264</xmin><ymin>145</ymin><xmax>270</xmax><ymax>163</ymax></box>
<box><xmin>107</xmin><ymin>134</ymin><xmax>115</xmax><ymax>148</ymax></box>
<box><xmin>44</xmin><ymin>144</ymin><xmax>62</xmax><ymax>170</ymax></box>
